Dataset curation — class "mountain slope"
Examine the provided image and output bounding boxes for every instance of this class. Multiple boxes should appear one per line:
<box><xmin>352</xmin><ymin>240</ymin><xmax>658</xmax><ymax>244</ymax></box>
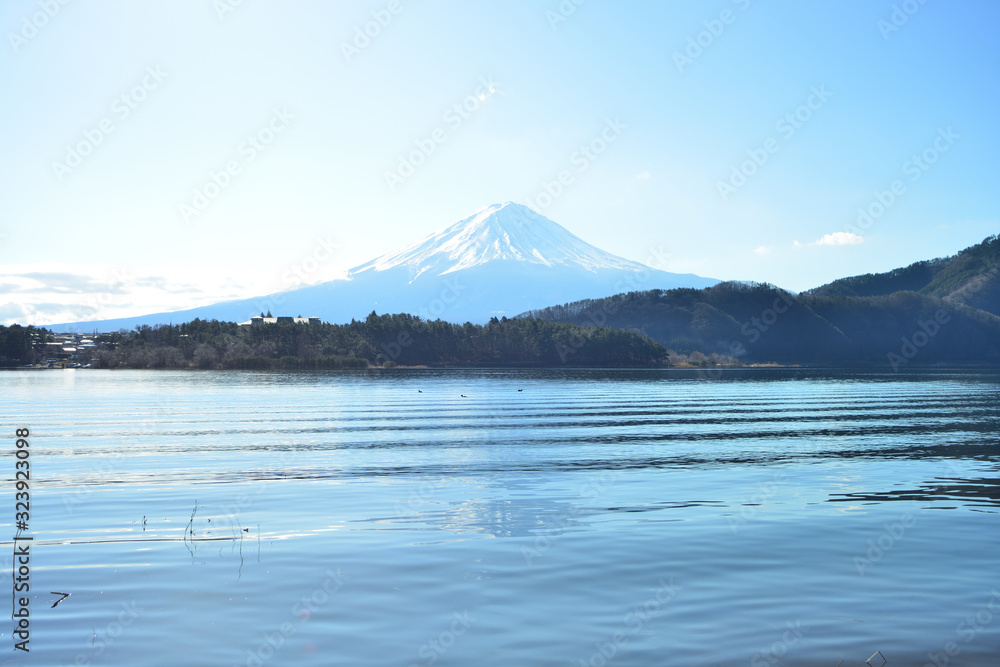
<box><xmin>50</xmin><ymin>203</ymin><xmax>720</xmax><ymax>332</ymax></box>
<box><xmin>525</xmin><ymin>282</ymin><xmax>1000</xmax><ymax>365</ymax></box>
<box><xmin>524</xmin><ymin>283</ymin><xmax>857</xmax><ymax>363</ymax></box>
<box><xmin>806</xmin><ymin>235</ymin><xmax>1000</xmax><ymax>317</ymax></box>
<box><xmin>523</xmin><ymin>235</ymin><xmax>1000</xmax><ymax>366</ymax></box>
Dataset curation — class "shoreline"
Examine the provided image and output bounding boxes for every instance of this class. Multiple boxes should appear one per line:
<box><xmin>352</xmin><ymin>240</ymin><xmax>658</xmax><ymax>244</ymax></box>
<box><xmin>5</xmin><ymin>362</ymin><xmax>999</xmax><ymax>372</ymax></box>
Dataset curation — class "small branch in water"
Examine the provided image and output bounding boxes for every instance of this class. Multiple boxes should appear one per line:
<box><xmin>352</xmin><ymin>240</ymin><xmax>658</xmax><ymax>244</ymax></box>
<box><xmin>186</xmin><ymin>501</ymin><xmax>199</xmax><ymax>536</ymax></box>
<box><xmin>183</xmin><ymin>500</ymin><xmax>199</xmax><ymax>559</ymax></box>
<box><xmin>234</xmin><ymin>515</ymin><xmax>245</xmax><ymax>582</ymax></box>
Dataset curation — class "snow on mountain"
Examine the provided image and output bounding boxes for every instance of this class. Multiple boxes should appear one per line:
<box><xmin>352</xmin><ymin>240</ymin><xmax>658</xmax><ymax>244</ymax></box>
<box><xmin>351</xmin><ymin>202</ymin><xmax>647</xmax><ymax>279</ymax></box>
<box><xmin>49</xmin><ymin>203</ymin><xmax>721</xmax><ymax>331</ymax></box>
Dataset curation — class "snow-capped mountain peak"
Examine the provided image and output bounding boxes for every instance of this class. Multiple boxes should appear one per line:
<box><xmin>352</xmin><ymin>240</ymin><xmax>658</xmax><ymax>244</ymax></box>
<box><xmin>47</xmin><ymin>201</ymin><xmax>720</xmax><ymax>330</ymax></box>
<box><xmin>349</xmin><ymin>202</ymin><xmax>647</xmax><ymax>280</ymax></box>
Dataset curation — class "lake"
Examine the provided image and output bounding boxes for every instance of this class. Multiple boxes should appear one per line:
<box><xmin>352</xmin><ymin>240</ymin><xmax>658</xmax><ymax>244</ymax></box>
<box><xmin>2</xmin><ymin>368</ymin><xmax>999</xmax><ymax>666</ymax></box>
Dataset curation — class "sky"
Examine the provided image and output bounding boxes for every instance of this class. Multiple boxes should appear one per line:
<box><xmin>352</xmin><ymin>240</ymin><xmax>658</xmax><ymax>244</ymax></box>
<box><xmin>1</xmin><ymin>0</ymin><xmax>998</xmax><ymax>326</ymax></box>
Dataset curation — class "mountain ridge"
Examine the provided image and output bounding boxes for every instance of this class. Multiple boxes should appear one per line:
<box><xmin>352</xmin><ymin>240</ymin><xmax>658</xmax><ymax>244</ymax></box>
<box><xmin>522</xmin><ymin>234</ymin><xmax>1000</xmax><ymax>366</ymax></box>
<box><xmin>806</xmin><ymin>234</ymin><xmax>1000</xmax><ymax>317</ymax></box>
<box><xmin>48</xmin><ymin>203</ymin><xmax>720</xmax><ymax>332</ymax></box>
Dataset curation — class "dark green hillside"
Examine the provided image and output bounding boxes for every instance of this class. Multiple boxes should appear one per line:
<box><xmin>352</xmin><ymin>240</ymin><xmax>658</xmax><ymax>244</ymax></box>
<box><xmin>524</xmin><ymin>236</ymin><xmax>1000</xmax><ymax>367</ymax></box>
<box><xmin>806</xmin><ymin>235</ymin><xmax>1000</xmax><ymax>317</ymax></box>
<box><xmin>526</xmin><ymin>283</ymin><xmax>858</xmax><ymax>363</ymax></box>
<box><xmin>803</xmin><ymin>291</ymin><xmax>1000</xmax><ymax>366</ymax></box>
<box><xmin>805</xmin><ymin>261</ymin><xmax>940</xmax><ymax>298</ymax></box>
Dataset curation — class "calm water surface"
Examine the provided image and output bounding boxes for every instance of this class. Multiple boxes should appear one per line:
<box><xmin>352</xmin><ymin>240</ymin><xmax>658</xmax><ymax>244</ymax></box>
<box><xmin>2</xmin><ymin>368</ymin><xmax>999</xmax><ymax>666</ymax></box>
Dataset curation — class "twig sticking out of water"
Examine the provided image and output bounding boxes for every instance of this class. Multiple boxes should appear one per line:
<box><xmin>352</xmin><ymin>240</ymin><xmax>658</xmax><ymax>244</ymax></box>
<box><xmin>866</xmin><ymin>650</ymin><xmax>886</xmax><ymax>667</ymax></box>
<box><xmin>183</xmin><ymin>500</ymin><xmax>199</xmax><ymax>558</ymax></box>
<box><xmin>235</xmin><ymin>515</ymin><xmax>245</xmax><ymax>582</ymax></box>
<box><xmin>186</xmin><ymin>501</ymin><xmax>199</xmax><ymax>535</ymax></box>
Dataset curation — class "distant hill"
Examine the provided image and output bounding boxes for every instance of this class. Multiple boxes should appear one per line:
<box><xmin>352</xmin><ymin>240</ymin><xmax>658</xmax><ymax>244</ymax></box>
<box><xmin>806</xmin><ymin>234</ymin><xmax>1000</xmax><ymax>317</ymax></box>
<box><xmin>522</xmin><ymin>235</ymin><xmax>1000</xmax><ymax>367</ymax></box>
<box><xmin>48</xmin><ymin>203</ymin><xmax>718</xmax><ymax>332</ymax></box>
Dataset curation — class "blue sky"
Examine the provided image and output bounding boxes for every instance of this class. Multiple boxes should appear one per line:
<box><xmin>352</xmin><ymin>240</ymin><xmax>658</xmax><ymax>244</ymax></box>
<box><xmin>1</xmin><ymin>0</ymin><xmax>997</xmax><ymax>325</ymax></box>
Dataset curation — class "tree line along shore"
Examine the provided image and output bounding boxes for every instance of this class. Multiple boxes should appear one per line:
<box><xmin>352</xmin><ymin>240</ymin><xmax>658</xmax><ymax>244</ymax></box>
<box><xmin>0</xmin><ymin>313</ymin><xmax>668</xmax><ymax>370</ymax></box>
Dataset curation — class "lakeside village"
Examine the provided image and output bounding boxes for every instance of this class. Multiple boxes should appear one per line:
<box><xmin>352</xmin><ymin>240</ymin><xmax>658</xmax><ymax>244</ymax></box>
<box><xmin>19</xmin><ymin>315</ymin><xmax>322</xmax><ymax>369</ymax></box>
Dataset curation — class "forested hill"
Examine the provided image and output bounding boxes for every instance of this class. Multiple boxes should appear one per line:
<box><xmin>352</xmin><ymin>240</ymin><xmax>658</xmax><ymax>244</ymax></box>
<box><xmin>806</xmin><ymin>234</ymin><xmax>1000</xmax><ymax>317</ymax></box>
<box><xmin>521</xmin><ymin>281</ymin><xmax>1000</xmax><ymax>367</ymax></box>
<box><xmin>80</xmin><ymin>313</ymin><xmax>667</xmax><ymax>369</ymax></box>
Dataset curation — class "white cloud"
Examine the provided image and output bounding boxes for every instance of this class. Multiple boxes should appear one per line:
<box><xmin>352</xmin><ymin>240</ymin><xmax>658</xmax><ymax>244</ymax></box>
<box><xmin>0</xmin><ymin>263</ymin><xmax>316</xmax><ymax>327</ymax></box>
<box><xmin>793</xmin><ymin>232</ymin><xmax>864</xmax><ymax>249</ymax></box>
<box><xmin>813</xmin><ymin>232</ymin><xmax>863</xmax><ymax>246</ymax></box>
<box><xmin>635</xmin><ymin>170</ymin><xmax>651</xmax><ymax>181</ymax></box>
<box><xmin>754</xmin><ymin>245</ymin><xmax>771</xmax><ymax>255</ymax></box>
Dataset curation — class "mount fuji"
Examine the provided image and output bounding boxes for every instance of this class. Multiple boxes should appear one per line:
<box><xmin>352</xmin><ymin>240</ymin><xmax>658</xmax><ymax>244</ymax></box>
<box><xmin>52</xmin><ymin>202</ymin><xmax>719</xmax><ymax>331</ymax></box>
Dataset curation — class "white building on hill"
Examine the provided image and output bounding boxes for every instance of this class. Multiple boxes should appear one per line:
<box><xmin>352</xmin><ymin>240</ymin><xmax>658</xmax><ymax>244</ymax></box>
<box><xmin>237</xmin><ymin>316</ymin><xmax>322</xmax><ymax>326</ymax></box>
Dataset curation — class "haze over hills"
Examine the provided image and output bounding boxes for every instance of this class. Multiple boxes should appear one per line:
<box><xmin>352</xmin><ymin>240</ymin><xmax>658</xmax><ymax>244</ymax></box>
<box><xmin>806</xmin><ymin>234</ymin><xmax>1000</xmax><ymax>318</ymax></box>
<box><xmin>522</xmin><ymin>235</ymin><xmax>1000</xmax><ymax>367</ymax></box>
<box><xmin>50</xmin><ymin>203</ymin><xmax>720</xmax><ymax>333</ymax></box>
